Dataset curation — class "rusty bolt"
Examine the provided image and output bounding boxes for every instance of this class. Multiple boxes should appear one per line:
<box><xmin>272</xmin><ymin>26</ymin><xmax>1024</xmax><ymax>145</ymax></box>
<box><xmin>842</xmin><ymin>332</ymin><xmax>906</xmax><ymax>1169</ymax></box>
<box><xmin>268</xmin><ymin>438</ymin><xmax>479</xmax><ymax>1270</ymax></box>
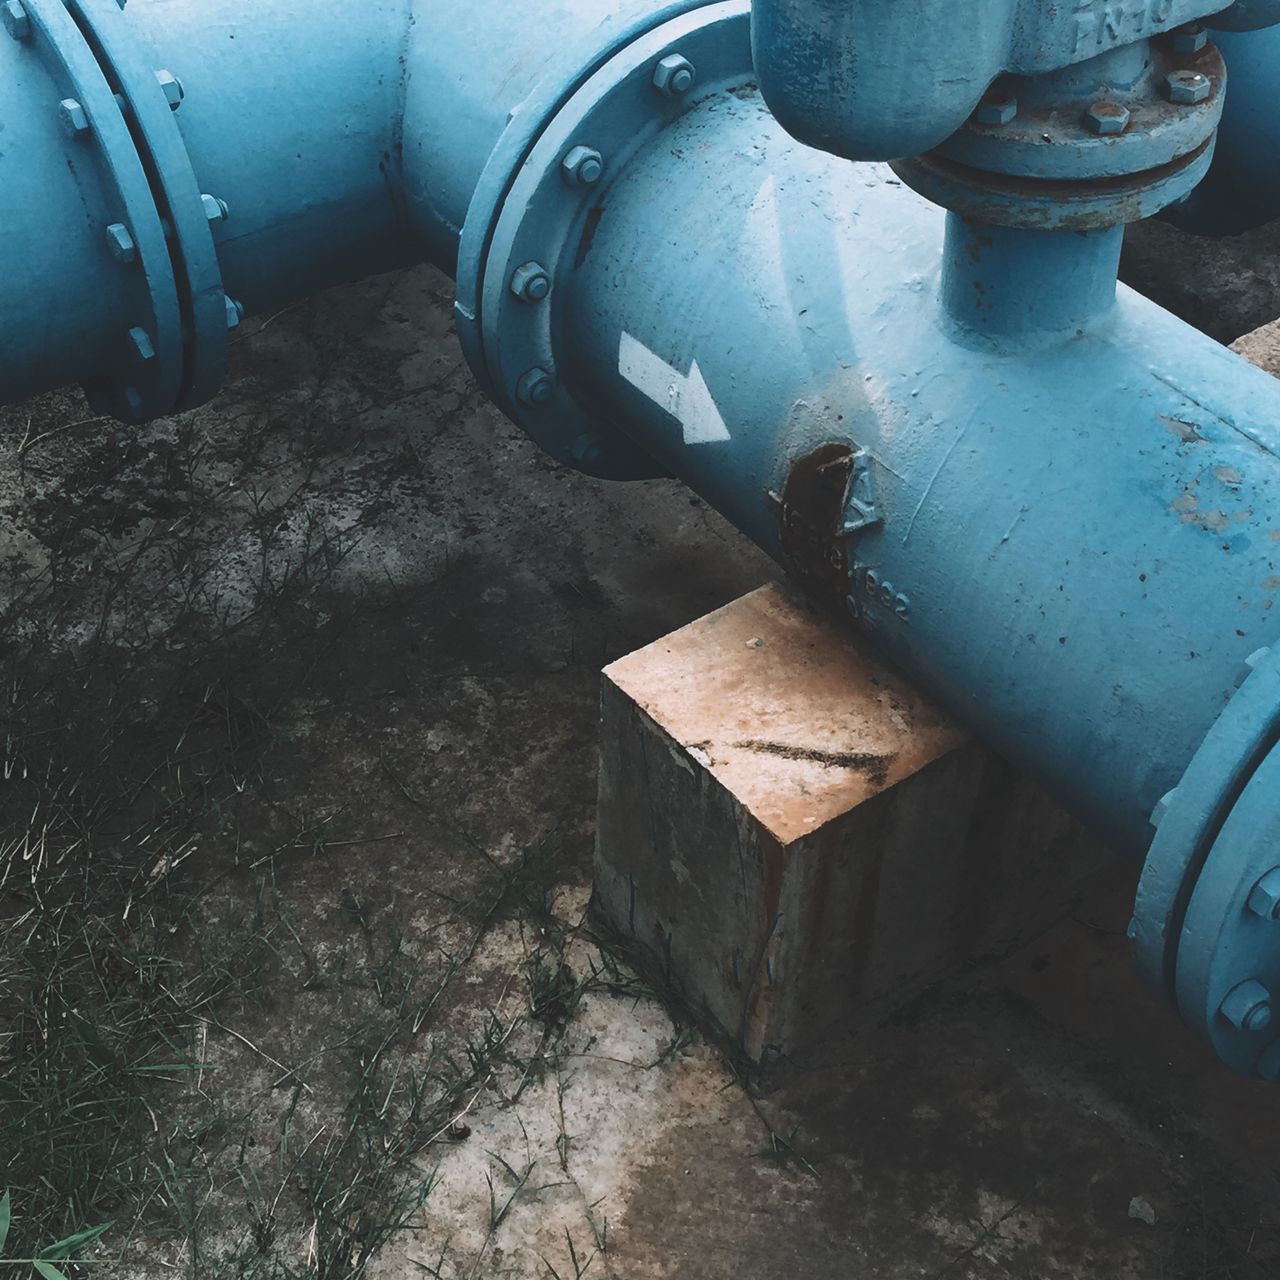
<box><xmin>105</xmin><ymin>222</ymin><xmax>137</xmax><ymax>264</ymax></box>
<box><xmin>155</xmin><ymin>69</ymin><xmax>184</xmax><ymax>110</ymax></box>
<box><xmin>126</xmin><ymin>327</ymin><xmax>156</xmax><ymax>363</ymax></box>
<box><xmin>1220</xmin><ymin>979</ymin><xmax>1273</xmax><ymax>1033</ymax></box>
<box><xmin>1247</xmin><ymin>868</ymin><xmax>1280</xmax><ymax>921</ymax></box>
<box><xmin>561</xmin><ymin>145</ymin><xmax>604</xmax><ymax>188</ymax></box>
<box><xmin>1167</xmin><ymin>70</ymin><xmax>1212</xmax><ymax>104</ymax></box>
<box><xmin>1085</xmin><ymin>101</ymin><xmax>1130</xmax><ymax>136</ymax></box>
<box><xmin>1171</xmin><ymin>23</ymin><xmax>1208</xmax><ymax>54</ymax></box>
<box><xmin>510</xmin><ymin>261</ymin><xmax>551</xmax><ymax>303</ymax></box>
<box><xmin>976</xmin><ymin>93</ymin><xmax>1017</xmax><ymax>126</ymax></box>
<box><xmin>3</xmin><ymin>0</ymin><xmax>31</xmax><ymax>40</ymax></box>
<box><xmin>653</xmin><ymin>53</ymin><xmax>696</xmax><ymax>98</ymax></box>
<box><xmin>201</xmin><ymin>193</ymin><xmax>229</xmax><ymax>224</ymax></box>
<box><xmin>517</xmin><ymin>367</ymin><xmax>554</xmax><ymax>407</ymax></box>
<box><xmin>58</xmin><ymin>98</ymin><xmax>90</xmax><ymax>138</ymax></box>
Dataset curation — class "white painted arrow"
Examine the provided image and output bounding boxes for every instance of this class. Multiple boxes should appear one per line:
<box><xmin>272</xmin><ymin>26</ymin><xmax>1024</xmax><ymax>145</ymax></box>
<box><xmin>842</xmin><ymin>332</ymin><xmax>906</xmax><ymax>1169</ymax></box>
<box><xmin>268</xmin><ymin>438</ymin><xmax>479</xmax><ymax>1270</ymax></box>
<box><xmin>618</xmin><ymin>331</ymin><xmax>731</xmax><ymax>445</ymax></box>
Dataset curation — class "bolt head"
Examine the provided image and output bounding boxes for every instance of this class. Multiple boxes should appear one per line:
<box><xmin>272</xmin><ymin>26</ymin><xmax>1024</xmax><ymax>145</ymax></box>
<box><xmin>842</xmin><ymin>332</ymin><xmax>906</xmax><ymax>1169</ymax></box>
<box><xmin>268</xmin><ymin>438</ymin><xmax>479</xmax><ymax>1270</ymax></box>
<box><xmin>510</xmin><ymin>261</ymin><xmax>551</xmax><ymax>303</ymax></box>
<box><xmin>1237</xmin><ymin>645</ymin><xmax>1270</xmax><ymax>687</ymax></box>
<box><xmin>119</xmin><ymin>387</ymin><xmax>146</xmax><ymax>422</ymax></box>
<box><xmin>105</xmin><ymin>223</ymin><xmax>137</xmax><ymax>264</ymax></box>
<box><xmin>3</xmin><ymin>0</ymin><xmax>31</xmax><ymax>41</ymax></box>
<box><xmin>1247</xmin><ymin>868</ymin><xmax>1280</xmax><ymax>921</ymax></box>
<box><xmin>1171</xmin><ymin>24</ymin><xmax>1208</xmax><ymax>54</ymax></box>
<box><xmin>57</xmin><ymin>98</ymin><xmax>90</xmax><ymax>138</ymax></box>
<box><xmin>225</xmin><ymin>296</ymin><xmax>244</xmax><ymax>330</ymax></box>
<box><xmin>1167</xmin><ymin>70</ymin><xmax>1212</xmax><ymax>105</ymax></box>
<box><xmin>571</xmin><ymin>432</ymin><xmax>606</xmax><ymax>470</ymax></box>
<box><xmin>1085</xmin><ymin>101</ymin><xmax>1131</xmax><ymax>136</ymax></box>
<box><xmin>976</xmin><ymin>93</ymin><xmax>1017</xmax><ymax>127</ymax></box>
<box><xmin>155</xmin><ymin>69</ymin><xmax>184</xmax><ymax>110</ymax></box>
<box><xmin>1258</xmin><ymin>1040</ymin><xmax>1280</xmax><ymax>1082</ymax></box>
<box><xmin>201</xmin><ymin>193</ymin><xmax>229</xmax><ymax>224</ymax></box>
<box><xmin>517</xmin><ymin>367</ymin><xmax>554</xmax><ymax>407</ymax></box>
<box><xmin>561</xmin><ymin>145</ymin><xmax>604</xmax><ymax>188</ymax></box>
<box><xmin>653</xmin><ymin>53</ymin><xmax>696</xmax><ymax>98</ymax></box>
<box><xmin>1150</xmin><ymin>788</ymin><xmax>1177</xmax><ymax>829</ymax></box>
<box><xmin>126</xmin><ymin>326</ymin><xmax>156</xmax><ymax>363</ymax></box>
<box><xmin>1220</xmin><ymin>978</ymin><xmax>1273</xmax><ymax>1032</ymax></box>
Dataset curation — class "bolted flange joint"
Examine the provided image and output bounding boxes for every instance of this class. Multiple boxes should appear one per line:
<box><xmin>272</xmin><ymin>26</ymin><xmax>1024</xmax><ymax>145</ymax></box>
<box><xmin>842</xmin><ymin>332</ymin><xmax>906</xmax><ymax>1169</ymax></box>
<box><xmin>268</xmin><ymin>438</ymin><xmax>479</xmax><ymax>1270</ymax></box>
<box><xmin>652</xmin><ymin>53</ymin><xmax>696</xmax><ymax>98</ymax></box>
<box><xmin>561</xmin><ymin>145</ymin><xmax>604</xmax><ymax>187</ymax></box>
<box><xmin>1166</xmin><ymin>70</ymin><xmax>1212</xmax><ymax>104</ymax></box>
<box><xmin>1084</xmin><ymin>101</ymin><xmax>1130</xmax><ymax>136</ymax></box>
<box><xmin>1219</xmin><ymin>979</ymin><xmax>1273</xmax><ymax>1033</ymax></box>
<box><xmin>2</xmin><ymin>0</ymin><xmax>30</xmax><ymax>40</ymax></box>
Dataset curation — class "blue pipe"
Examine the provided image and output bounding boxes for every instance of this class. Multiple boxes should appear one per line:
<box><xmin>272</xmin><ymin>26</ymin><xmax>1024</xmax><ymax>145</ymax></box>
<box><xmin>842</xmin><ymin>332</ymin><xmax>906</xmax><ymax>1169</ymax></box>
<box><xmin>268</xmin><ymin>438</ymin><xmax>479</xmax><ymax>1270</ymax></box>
<box><xmin>2</xmin><ymin>0</ymin><xmax>1280</xmax><ymax>1077</ymax></box>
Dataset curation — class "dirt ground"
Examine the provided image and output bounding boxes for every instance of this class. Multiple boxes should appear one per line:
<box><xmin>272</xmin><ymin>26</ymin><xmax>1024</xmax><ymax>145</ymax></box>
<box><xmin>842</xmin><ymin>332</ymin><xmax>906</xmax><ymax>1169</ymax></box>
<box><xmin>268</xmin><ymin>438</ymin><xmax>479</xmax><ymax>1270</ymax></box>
<box><xmin>1</xmin><ymin>218</ymin><xmax>1280</xmax><ymax>1279</ymax></box>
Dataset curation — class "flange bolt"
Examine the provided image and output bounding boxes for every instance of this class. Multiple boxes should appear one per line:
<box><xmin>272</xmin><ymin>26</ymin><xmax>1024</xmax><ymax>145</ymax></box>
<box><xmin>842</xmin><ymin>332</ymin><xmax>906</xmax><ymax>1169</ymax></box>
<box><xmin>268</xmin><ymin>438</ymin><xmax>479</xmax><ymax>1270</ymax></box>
<box><xmin>1219</xmin><ymin>979</ymin><xmax>1273</xmax><ymax>1032</ymax></box>
<box><xmin>225</xmin><ymin>296</ymin><xmax>244</xmax><ymax>330</ymax></box>
<box><xmin>201</xmin><ymin>194</ymin><xmax>230</xmax><ymax>224</ymax></box>
<box><xmin>510</xmin><ymin>262</ymin><xmax>551</xmax><ymax>303</ymax></box>
<box><xmin>3</xmin><ymin>0</ymin><xmax>31</xmax><ymax>40</ymax></box>
<box><xmin>572</xmin><ymin>432</ymin><xmax>606</xmax><ymax>470</ymax></box>
<box><xmin>517</xmin><ymin>367</ymin><xmax>554</xmax><ymax>407</ymax></box>
<box><xmin>155</xmin><ymin>69</ymin><xmax>184</xmax><ymax>110</ymax></box>
<box><xmin>1257</xmin><ymin>1040</ymin><xmax>1280</xmax><ymax>1082</ymax></box>
<box><xmin>1171</xmin><ymin>24</ymin><xmax>1208</xmax><ymax>54</ymax></box>
<box><xmin>976</xmin><ymin>92</ymin><xmax>1018</xmax><ymax>126</ymax></box>
<box><xmin>653</xmin><ymin>53</ymin><xmax>696</xmax><ymax>98</ymax></box>
<box><xmin>105</xmin><ymin>223</ymin><xmax>137</xmax><ymax>264</ymax></box>
<box><xmin>58</xmin><ymin>98</ymin><xmax>90</xmax><ymax>138</ymax></box>
<box><xmin>561</xmin><ymin>145</ymin><xmax>604</xmax><ymax>188</ymax></box>
<box><xmin>1166</xmin><ymin>70</ymin><xmax>1212</xmax><ymax>104</ymax></box>
<box><xmin>1085</xmin><ymin>101</ymin><xmax>1130</xmax><ymax>136</ymax></box>
<box><xmin>1247</xmin><ymin>868</ymin><xmax>1280</xmax><ymax>921</ymax></box>
<box><xmin>126</xmin><ymin>327</ymin><xmax>156</xmax><ymax>363</ymax></box>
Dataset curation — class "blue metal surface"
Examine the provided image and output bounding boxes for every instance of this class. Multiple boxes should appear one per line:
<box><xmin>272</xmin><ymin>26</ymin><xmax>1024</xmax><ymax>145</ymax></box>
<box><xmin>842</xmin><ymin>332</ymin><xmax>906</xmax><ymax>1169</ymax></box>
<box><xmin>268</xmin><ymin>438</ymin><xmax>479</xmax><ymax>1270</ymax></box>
<box><xmin>750</xmin><ymin>0</ymin><xmax>1230</xmax><ymax>164</ymax></box>
<box><xmin>2</xmin><ymin>0</ymin><xmax>1280</xmax><ymax>1076</ymax></box>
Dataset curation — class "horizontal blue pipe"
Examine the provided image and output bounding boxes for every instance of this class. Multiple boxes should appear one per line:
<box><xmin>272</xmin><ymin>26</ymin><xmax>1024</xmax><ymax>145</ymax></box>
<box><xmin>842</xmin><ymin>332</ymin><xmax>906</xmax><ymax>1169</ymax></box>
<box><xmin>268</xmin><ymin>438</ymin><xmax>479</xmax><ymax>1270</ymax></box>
<box><xmin>560</xmin><ymin>84</ymin><xmax>1280</xmax><ymax>854</ymax></box>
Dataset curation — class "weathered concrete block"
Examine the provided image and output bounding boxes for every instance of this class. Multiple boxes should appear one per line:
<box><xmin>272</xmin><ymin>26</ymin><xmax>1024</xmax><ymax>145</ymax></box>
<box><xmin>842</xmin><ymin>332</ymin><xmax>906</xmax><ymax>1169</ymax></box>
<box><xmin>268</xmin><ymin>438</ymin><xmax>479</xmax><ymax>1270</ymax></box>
<box><xmin>593</xmin><ymin>584</ymin><xmax>1107</xmax><ymax>1067</ymax></box>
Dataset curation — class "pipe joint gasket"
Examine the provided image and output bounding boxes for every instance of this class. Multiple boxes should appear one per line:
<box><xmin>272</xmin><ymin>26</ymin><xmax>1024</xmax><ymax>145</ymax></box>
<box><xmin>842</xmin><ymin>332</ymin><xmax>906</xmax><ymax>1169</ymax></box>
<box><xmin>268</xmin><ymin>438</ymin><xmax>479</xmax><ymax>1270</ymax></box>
<box><xmin>456</xmin><ymin>0</ymin><xmax>752</xmax><ymax>479</ymax></box>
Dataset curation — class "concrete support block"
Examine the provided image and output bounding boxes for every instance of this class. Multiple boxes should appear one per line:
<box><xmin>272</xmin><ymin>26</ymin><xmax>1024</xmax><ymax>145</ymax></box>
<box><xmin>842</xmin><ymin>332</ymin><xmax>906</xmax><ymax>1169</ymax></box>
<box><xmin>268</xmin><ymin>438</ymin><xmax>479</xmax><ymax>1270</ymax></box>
<box><xmin>593</xmin><ymin>585</ymin><xmax>1107</xmax><ymax>1069</ymax></box>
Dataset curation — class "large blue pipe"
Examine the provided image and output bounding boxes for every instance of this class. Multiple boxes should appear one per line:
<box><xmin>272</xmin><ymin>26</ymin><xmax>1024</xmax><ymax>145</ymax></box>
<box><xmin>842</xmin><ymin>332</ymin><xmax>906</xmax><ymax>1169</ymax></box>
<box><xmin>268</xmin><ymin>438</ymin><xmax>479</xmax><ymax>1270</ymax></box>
<box><xmin>2</xmin><ymin>0</ymin><xmax>1280</xmax><ymax>1077</ymax></box>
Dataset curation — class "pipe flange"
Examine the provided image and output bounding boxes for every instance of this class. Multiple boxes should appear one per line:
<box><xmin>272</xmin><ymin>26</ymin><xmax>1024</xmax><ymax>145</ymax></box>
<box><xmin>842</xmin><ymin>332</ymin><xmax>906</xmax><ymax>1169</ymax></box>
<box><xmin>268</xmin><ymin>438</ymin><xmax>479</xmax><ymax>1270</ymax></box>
<box><xmin>461</xmin><ymin>0</ymin><xmax>751</xmax><ymax>479</ymax></box>
<box><xmin>938</xmin><ymin>41</ymin><xmax>1226</xmax><ymax>182</ymax></box>
<box><xmin>67</xmin><ymin>0</ymin><xmax>229</xmax><ymax>412</ymax></box>
<box><xmin>1174</xmin><ymin>738</ymin><xmax>1280</xmax><ymax>1078</ymax></box>
<box><xmin>453</xmin><ymin>0</ymin><xmax>718</xmax><ymax>436</ymax></box>
<box><xmin>1132</xmin><ymin>645</ymin><xmax>1280</xmax><ymax>1011</ymax></box>
<box><xmin>891</xmin><ymin>136</ymin><xmax>1216</xmax><ymax>232</ymax></box>
<box><xmin>16</xmin><ymin>0</ymin><xmax>183</xmax><ymax>421</ymax></box>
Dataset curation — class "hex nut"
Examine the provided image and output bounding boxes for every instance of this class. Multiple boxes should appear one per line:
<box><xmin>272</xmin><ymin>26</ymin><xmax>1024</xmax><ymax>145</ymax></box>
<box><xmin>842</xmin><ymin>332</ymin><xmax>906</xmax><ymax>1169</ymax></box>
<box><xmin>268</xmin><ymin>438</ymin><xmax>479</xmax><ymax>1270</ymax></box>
<box><xmin>561</xmin><ymin>145</ymin><xmax>604</xmax><ymax>188</ymax></box>
<box><xmin>201</xmin><ymin>193</ymin><xmax>229</xmax><ymax>224</ymax></box>
<box><xmin>1247</xmin><ymin>868</ymin><xmax>1280</xmax><ymax>920</ymax></box>
<box><xmin>653</xmin><ymin>53</ymin><xmax>696</xmax><ymax>98</ymax></box>
<box><xmin>976</xmin><ymin>93</ymin><xmax>1017</xmax><ymax>127</ymax></box>
<box><xmin>155</xmin><ymin>69</ymin><xmax>184</xmax><ymax>110</ymax></box>
<box><xmin>510</xmin><ymin>261</ymin><xmax>551</xmax><ymax>303</ymax></box>
<box><xmin>224</xmin><ymin>296</ymin><xmax>244</xmax><ymax>329</ymax></box>
<box><xmin>1220</xmin><ymin>978</ymin><xmax>1273</xmax><ymax>1032</ymax></box>
<box><xmin>1167</xmin><ymin>70</ymin><xmax>1212</xmax><ymax>104</ymax></box>
<box><xmin>516</xmin><ymin>367</ymin><xmax>554</xmax><ymax>407</ymax></box>
<box><xmin>105</xmin><ymin>222</ymin><xmax>138</xmax><ymax>264</ymax></box>
<box><xmin>1085</xmin><ymin>101</ymin><xmax>1131</xmax><ymax>136</ymax></box>
<box><xmin>3</xmin><ymin>0</ymin><xmax>31</xmax><ymax>41</ymax></box>
<box><xmin>1150</xmin><ymin>788</ymin><xmax>1177</xmax><ymax>829</ymax></box>
<box><xmin>572</xmin><ymin>432</ymin><xmax>606</xmax><ymax>470</ymax></box>
<box><xmin>1237</xmin><ymin>645</ymin><xmax>1270</xmax><ymax>687</ymax></box>
<box><xmin>58</xmin><ymin>98</ymin><xmax>90</xmax><ymax>138</ymax></box>
<box><xmin>1171</xmin><ymin>24</ymin><xmax>1208</xmax><ymax>54</ymax></box>
<box><xmin>126</xmin><ymin>326</ymin><xmax>156</xmax><ymax>363</ymax></box>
